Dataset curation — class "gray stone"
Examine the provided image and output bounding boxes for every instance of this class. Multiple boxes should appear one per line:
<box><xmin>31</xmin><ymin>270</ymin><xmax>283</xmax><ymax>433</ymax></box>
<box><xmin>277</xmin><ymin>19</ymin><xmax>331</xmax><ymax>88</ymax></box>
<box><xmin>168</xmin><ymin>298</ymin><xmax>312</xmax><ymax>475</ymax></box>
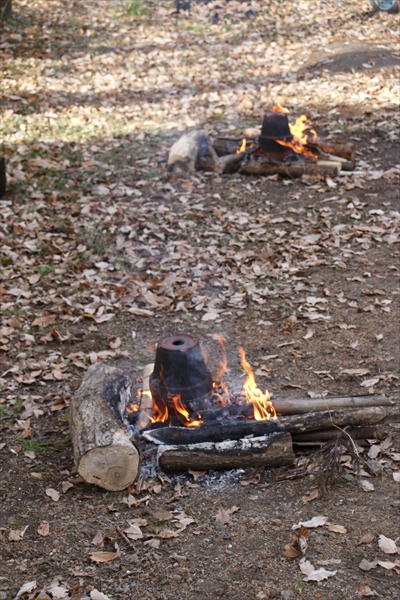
<box><xmin>281</xmin><ymin>592</ymin><xmax>294</xmax><ymax>600</ymax></box>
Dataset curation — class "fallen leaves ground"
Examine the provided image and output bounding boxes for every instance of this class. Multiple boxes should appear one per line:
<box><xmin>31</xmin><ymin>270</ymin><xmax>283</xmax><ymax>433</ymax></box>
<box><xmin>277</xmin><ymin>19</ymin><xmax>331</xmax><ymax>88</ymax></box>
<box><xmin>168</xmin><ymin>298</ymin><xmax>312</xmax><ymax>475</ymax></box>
<box><xmin>0</xmin><ymin>0</ymin><xmax>399</xmax><ymax>599</ymax></box>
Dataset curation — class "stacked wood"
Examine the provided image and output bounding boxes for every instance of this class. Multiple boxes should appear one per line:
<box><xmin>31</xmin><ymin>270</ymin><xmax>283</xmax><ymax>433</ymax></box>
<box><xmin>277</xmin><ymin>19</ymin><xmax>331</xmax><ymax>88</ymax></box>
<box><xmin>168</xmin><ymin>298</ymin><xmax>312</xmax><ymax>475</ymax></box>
<box><xmin>272</xmin><ymin>394</ymin><xmax>392</xmax><ymax>415</ymax></box>
<box><xmin>70</xmin><ymin>363</ymin><xmax>141</xmax><ymax>491</ymax></box>
<box><xmin>307</xmin><ymin>137</ymin><xmax>356</xmax><ymax>162</ymax></box>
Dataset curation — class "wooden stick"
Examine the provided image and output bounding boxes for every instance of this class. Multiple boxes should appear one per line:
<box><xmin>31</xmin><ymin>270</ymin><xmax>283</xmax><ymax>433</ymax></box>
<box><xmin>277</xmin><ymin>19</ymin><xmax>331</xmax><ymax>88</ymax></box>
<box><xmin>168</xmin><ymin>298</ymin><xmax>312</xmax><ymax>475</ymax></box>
<box><xmin>158</xmin><ymin>431</ymin><xmax>294</xmax><ymax>471</ymax></box>
<box><xmin>273</xmin><ymin>394</ymin><xmax>392</xmax><ymax>415</ymax></box>
<box><xmin>307</xmin><ymin>138</ymin><xmax>356</xmax><ymax>162</ymax></box>
<box><xmin>240</xmin><ymin>158</ymin><xmax>341</xmax><ymax>178</ymax></box>
<box><xmin>292</xmin><ymin>426</ymin><xmax>377</xmax><ymax>445</ymax></box>
<box><xmin>280</xmin><ymin>405</ymin><xmax>400</xmax><ymax>434</ymax></box>
<box><xmin>70</xmin><ymin>363</ymin><xmax>141</xmax><ymax>491</ymax></box>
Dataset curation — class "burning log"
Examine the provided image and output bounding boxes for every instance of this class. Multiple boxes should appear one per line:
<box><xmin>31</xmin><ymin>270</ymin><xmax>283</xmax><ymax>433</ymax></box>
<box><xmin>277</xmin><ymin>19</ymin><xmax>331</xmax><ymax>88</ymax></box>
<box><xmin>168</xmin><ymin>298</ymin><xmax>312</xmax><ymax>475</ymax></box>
<box><xmin>70</xmin><ymin>363</ymin><xmax>141</xmax><ymax>491</ymax></box>
<box><xmin>240</xmin><ymin>158</ymin><xmax>341</xmax><ymax>178</ymax></box>
<box><xmin>280</xmin><ymin>405</ymin><xmax>400</xmax><ymax>434</ymax></box>
<box><xmin>157</xmin><ymin>431</ymin><xmax>294</xmax><ymax>472</ymax></box>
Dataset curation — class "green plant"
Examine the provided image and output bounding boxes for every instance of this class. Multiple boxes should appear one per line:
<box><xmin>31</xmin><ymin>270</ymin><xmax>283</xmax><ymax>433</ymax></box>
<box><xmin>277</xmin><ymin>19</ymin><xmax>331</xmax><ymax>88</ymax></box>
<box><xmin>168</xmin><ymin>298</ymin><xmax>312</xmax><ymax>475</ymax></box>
<box><xmin>38</xmin><ymin>264</ymin><xmax>55</xmax><ymax>276</ymax></box>
<box><xmin>124</xmin><ymin>1</ymin><xmax>149</xmax><ymax>17</ymax></box>
<box><xmin>15</xmin><ymin>435</ymin><xmax>48</xmax><ymax>455</ymax></box>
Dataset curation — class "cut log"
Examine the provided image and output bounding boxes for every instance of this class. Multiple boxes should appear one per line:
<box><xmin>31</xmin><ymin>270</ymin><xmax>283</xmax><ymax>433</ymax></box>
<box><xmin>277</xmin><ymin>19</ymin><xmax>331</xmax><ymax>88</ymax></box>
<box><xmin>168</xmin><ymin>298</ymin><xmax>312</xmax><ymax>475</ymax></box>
<box><xmin>158</xmin><ymin>431</ymin><xmax>294</xmax><ymax>471</ymax></box>
<box><xmin>273</xmin><ymin>394</ymin><xmax>392</xmax><ymax>415</ymax></box>
<box><xmin>280</xmin><ymin>405</ymin><xmax>400</xmax><ymax>434</ymax></box>
<box><xmin>307</xmin><ymin>138</ymin><xmax>356</xmax><ymax>162</ymax></box>
<box><xmin>240</xmin><ymin>158</ymin><xmax>341</xmax><ymax>178</ymax></box>
<box><xmin>292</xmin><ymin>426</ymin><xmax>377</xmax><ymax>445</ymax></box>
<box><xmin>168</xmin><ymin>130</ymin><xmax>212</xmax><ymax>172</ymax></box>
<box><xmin>70</xmin><ymin>362</ymin><xmax>141</xmax><ymax>491</ymax></box>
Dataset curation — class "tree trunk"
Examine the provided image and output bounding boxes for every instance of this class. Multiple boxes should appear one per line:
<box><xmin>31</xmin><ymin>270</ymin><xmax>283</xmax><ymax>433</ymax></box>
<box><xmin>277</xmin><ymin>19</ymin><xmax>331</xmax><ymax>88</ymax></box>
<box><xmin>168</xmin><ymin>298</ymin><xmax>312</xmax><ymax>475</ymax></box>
<box><xmin>70</xmin><ymin>362</ymin><xmax>141</xmax><ymax>491</ymax></box>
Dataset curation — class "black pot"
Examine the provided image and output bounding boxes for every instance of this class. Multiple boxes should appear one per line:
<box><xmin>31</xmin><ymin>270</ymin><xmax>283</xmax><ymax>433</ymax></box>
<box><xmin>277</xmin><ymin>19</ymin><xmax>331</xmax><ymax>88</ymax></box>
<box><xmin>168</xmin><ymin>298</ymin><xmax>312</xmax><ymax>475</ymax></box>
<box><xmin>150</xmin><ymin>334</ymin><xmax>213</xmax><ymax>414</ymax></box>
<box><xmin>259</xmin><ymin>112</ymin><xmax>293</xmax><ymax>155</ymax></box>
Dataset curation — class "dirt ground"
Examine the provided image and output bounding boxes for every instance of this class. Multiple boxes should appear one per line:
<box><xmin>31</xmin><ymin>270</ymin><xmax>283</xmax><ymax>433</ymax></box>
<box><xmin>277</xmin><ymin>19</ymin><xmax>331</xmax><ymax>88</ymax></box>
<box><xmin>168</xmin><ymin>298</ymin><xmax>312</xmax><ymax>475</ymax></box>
<box><xmin>1</xmin><ymin>1</ymin><xmax>399</xmax><ymax>599</ymax></box>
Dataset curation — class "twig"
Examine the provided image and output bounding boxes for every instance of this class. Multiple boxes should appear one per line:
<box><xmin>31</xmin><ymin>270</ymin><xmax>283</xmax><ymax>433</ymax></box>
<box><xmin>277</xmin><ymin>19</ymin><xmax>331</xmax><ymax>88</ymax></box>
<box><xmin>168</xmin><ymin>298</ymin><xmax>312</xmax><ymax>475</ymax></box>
<box><xmin>116</xmin><ymin>527</ymin><xmax>134</xmax><ymax>549</ymax></box>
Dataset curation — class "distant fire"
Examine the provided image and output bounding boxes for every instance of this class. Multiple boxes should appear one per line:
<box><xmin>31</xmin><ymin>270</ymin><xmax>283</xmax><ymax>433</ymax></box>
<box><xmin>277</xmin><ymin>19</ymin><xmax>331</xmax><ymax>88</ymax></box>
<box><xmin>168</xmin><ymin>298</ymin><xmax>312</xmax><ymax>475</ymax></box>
<box><xmin>272</xmin><ymin>100</ymin><xmax>317</xmax><ymax>157</ymax></box>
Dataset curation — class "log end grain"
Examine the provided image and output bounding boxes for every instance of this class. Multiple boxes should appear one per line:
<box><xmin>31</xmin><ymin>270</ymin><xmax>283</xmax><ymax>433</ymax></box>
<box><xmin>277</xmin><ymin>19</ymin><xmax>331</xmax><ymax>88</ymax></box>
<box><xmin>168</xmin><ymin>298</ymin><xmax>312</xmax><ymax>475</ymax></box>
<box><xmin>78</xmin><ymin>430</ymin><xmax>141</xmax><ymax>491</ymax></box>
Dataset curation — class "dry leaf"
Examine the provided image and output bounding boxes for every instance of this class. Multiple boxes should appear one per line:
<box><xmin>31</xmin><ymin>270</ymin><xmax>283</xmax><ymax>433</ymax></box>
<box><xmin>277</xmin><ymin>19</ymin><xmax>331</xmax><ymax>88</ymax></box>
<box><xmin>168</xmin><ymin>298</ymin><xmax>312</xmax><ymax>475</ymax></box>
<box><xmin>46</xmin><ymin>487</ymin><xmax>60</xmax><ymax>501</ymax></box>
<box><xmin>90</xmin><ymin>591</ymin><xmax>112</xmax><ymax>600</ymax></box>
<box><xmin>357</xmin><ymin>585</ymin><xmax>379</xmax><ymax>597</ymax></box>
<box><xmin>89</xmin><ymin>551</ymin><xmax>119</xmax><ymax>563</ymax></box>
<box><xmin>302</xmin><ymin>489</ymin><xmax>319</xmax><ymax>504</ymax></box>
<box><xmin>326</xmin><ymin>523</ymin><xmax>347</xmax><ymax>534</ymax></box>
<box><xmin>299</xmin><ymin>557</ymin><xmax>337</xmax><ymax>581</ymax></box>
<box><xmin>14</xmin><ymin>580</ymin><xmax>37</xmax><ymax>598</ymax></box>
<box><xmin>188</xmin><ymin>469</ymin><xmax>206</xmax><ymax>481</ymax></box>
<box><xmin>393</xmin><ymin>472</ymin><xmax>400</xmax><ymax>483</ymax></box>
<box><xmin>37</xmin><ymin>522</ymin><xmax>50</xmax><ymax>537</ymax></box>
<box><xmin>121</xmin><ymin>493</ymin><xmax>137</xmax><ymax>508</ymax></box>
<box><xmin>61</xmin><ymin>481</ymin><xmax>74</xmax><ymax>493</ymax></box>
<box><xmin>360</xmin><ymin>480</ymin><xmax>375</xmax><ymax>492</ymax></box>
<box><xmin>215</xmin><ymin>507</ymin><xmax>232</xmax><ymax>524</ymax></box>
<box><xmin>91</xmin><ymin>531</ymin><xmax>104</xmax><ymax>546</ymax></box>
<box><xmin>123</xmin><ymin>523</ymin><xmax>143</xmax><ymax>540</ymax></box>
<box><xmin>292</xmin><ymin>516</ymin><xmax>328</xmax><ymax>530</ymax></box>
<box><xmin>32</xmin><ymin>315</ymin><xmax>56</xmax><ymax>327</ymax></box>
<box><xmin>378</xmin><ymin>534</ymin><xmax>398</xmax><ymax>554</ymax></box>
<box><xmin>153</xmin><ymin>509</ymin><xmax>173</xmax><ymax>521</ymax></box>
<box><xmin>358</xmin><ymin>533</ymin><xmax>375</xmax><ymax>545</ymax></box>
<box><xmin>8</xmin><ymin>525</ymin><xmax>29</xmax><ymax>541</ymax></box>
<box><xmin>158</xmin><ymin>529</ymin><xmax>179</xmax><ymax>539</ymax></box>
<box><xmin>368</xmin><ymin>444</ymin><xmax>381</xmax><ymax>459</ymax></box>
<box><xmin>109</xmin><ymin>337</ymin><xmax>121</xmax><ymax>349</ymax></box>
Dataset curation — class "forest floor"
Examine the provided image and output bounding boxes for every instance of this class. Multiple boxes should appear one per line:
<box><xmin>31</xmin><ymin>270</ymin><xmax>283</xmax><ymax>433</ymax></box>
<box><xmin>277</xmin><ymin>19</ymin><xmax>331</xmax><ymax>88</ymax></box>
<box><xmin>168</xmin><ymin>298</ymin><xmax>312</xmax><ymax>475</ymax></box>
<box><xmin>0</xmin><ymin>1</ymin><xmax>399</xmax><ymax>599</ymax></box>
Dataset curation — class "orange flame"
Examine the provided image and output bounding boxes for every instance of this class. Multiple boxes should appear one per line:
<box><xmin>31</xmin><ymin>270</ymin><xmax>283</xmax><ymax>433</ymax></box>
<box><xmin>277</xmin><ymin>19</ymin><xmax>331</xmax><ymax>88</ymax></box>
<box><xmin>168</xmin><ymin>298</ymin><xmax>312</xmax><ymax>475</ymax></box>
<box><xmin>171</xmin><ymin>394</ymin><xmax>202</xmax><ymax>427</ymax></box>
<box><xmin>238</xmin><ymin>347</ymin><xmax>277</xmax><ymax>421</ymax></box>
<box><xmin>149</xmin><ymin>392</ymin><xmax>168</xmax><ymax>424</ymax></box>
<box><xmin>271</xmin><ymin>101</ymin><xmax>318</xmax><ymax>157</ymax></box>
<box><xmin>237</xmin><ymin>138</ymin><xmax>247</xmax><ymax>153</ymax></box>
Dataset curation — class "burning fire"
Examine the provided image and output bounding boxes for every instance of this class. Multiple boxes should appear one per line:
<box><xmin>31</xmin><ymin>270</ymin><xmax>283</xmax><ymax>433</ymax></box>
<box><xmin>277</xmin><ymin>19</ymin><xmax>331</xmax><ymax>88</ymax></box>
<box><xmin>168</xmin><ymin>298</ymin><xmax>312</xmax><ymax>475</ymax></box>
<box><xmin>135</xmin><ymin>338</ymin><xmax>277</xmax><ymax>427</ymax></box>
<box><xmin>237</xmin><ymin>138</ymin><xmax>247</xmax><ymax>153</ymax></box>
<box><xmin>238</xmin><ymin>347</ymin><xmax>277</xmax><ymax>420</ymax></box>
<box><xmin>272</xmin><ymin>100</ymin><xmax>317</xmax><ymax>157</ymax></box>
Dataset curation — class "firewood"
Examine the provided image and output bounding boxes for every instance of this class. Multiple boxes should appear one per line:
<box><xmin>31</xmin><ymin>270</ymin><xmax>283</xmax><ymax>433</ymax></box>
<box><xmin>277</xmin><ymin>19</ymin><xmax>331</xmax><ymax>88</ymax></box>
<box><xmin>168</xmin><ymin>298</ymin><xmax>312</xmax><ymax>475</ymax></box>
<box><xmin>307</xmin><ymin>138</ymin><xmax>356</xmax><ymax>162</ymax></box>
<box><xmin>273</xmin><ymin>394</ymin><xmax>392</xmax><ymax>415</ymax></box>
<box><xmin>198</xmin><ymin>150</ymin><xmax>245</xmax><ymax>174</ymax></box>
<box><xmin>157</xmin><ymin>431</ymin><xmax>294</xmax><ymax>471</ymax></box>
<box><xmin>280</xmin><ymin>405</ymin><xmax>400</xmax><ymax>434</ymax></box>
<box><xmin>240</xmin><ymin>158</ymin><xmax>341</xmax><ymax>178</ymax></box>
<box><xmin>292</xmin><ymin>426</ymin><xmax>377</xmax><ymax>445</ymax></box>
<box><xmin>70</xmin><ymin>363</ymin><xmax>141</xmax><ymax>491</ymax></box>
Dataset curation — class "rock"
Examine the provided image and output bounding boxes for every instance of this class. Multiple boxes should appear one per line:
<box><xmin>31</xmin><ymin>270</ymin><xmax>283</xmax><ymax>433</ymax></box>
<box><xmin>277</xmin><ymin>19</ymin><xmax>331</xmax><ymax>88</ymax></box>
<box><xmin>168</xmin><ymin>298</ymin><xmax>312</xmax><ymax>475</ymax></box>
<box><xmin>281</xmin><ymin>592</ymin><xmax>294</xmax><ymax>600</ymax></box>
<box><xmin>168</xmin><ymin>130</ymin><xmax>211</xmax><ymax>172</ymax></box>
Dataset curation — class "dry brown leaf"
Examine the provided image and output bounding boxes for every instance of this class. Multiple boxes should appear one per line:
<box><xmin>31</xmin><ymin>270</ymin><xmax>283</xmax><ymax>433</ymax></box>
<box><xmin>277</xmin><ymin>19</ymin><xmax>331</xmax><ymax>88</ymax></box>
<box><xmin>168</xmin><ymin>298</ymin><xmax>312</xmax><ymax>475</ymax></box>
<box><xmin>326</xmin><ymin>523</ymin><xmax>347</xmax><ymax>534</ymax></box>
<box><xmin>358</xmin><ymin>533</ymin><xmax>375</xmax><ymax>545</ymax></box>
<box><xmin>91</xmin><ymin>531</ymin><xmax>104</xmax><ymax>546</ymax></box>
<box><xmin>46</xmin><ymin>487</ymin><xmax>60</xmax><ymax>502</ymax></box>
<box><xmin>378</xmin><ymin>534</ymin><xmax>398</xmax><ymax>554</ymax></box>
<box><xmin>14</xmin><ymin>581</ymin><xmax>37</xmax><ymax>598</ymax></box>
<box><xmin>299</xmin><ymin>557</ymin><xmax>337</xmax><ymax>581</ymax></box>
<box><xmin>292</xmin><ymin>516</ymin><xmax>328</xmax><ymax>530</ymax></box>
<box><xmin>215</xmin><ymin>507</ymin><xmax>232</xmax><ymax>524</ymax></box>
<box><xmin>153</xmin><ymin>509</ymin><xmax>173</xmax><ymax>521</ymax></box>
<box><xmin>32</xmin><ymin>315</ymin><xmax>56</xmax><ymax>327</ymax></box>
<box><xmin>89</xmin><ymin>551</ymin><xmax>119</xmax><ymax>563</ymax></box>
<box><xmin>302</xmin><ymin>489</ymin><xmax>319</xmax><ymax>504</ymax></box>
<box><xmin>357</xmin><ymin>585</ymin><xmax>379</xmax><ymax>597</ymax></box>
<box><xmin>123</xmin><ymin>523</ymin><xmax>143</xmax><ymax>540</ymax></box>
<box><xmin>37</xmin><ymin>522</ymin><xmax>50</xmax><ymax>537</ymax></box>
<box><xmin>158</xmin><ymin>529</ymin><xmax>179</xmax><ymax>539</ymax></box>
<box><xmin>188</xmin><ymin>469</ymin><xmax>206</xmax><ymax>481</ymax></box>
<box><xmin>8</xmin><ymin>525</ymin><xmax>29</xmax><ymax>542</ymax></box>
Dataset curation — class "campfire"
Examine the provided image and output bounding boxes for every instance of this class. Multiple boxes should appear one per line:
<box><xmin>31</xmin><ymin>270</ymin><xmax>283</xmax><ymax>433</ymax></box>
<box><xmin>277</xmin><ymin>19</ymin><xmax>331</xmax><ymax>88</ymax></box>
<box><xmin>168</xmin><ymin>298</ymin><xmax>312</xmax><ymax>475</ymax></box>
<box><xmin>68</xmin><ymin>332</ymin><xmax>396</xmax><ymax>491</ymax></box>
<box><xmin>168</xmin><ymin>101</ymin><xmax>356</xmax><ymax>177</ymax></box>
<box><xmin>126</xmin><ymin>333</ymin><xmax>276</xmax><ymax>432</ymax></box>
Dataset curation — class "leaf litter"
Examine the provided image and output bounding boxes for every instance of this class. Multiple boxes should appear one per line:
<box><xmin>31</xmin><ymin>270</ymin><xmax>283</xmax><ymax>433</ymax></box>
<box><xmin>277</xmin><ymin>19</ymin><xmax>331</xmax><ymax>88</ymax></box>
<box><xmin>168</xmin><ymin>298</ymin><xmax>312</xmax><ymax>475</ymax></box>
<box><xmin>0</xmin><ymin>0</ymin><xmax>399</xmax><ymax>598</ymax></box>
